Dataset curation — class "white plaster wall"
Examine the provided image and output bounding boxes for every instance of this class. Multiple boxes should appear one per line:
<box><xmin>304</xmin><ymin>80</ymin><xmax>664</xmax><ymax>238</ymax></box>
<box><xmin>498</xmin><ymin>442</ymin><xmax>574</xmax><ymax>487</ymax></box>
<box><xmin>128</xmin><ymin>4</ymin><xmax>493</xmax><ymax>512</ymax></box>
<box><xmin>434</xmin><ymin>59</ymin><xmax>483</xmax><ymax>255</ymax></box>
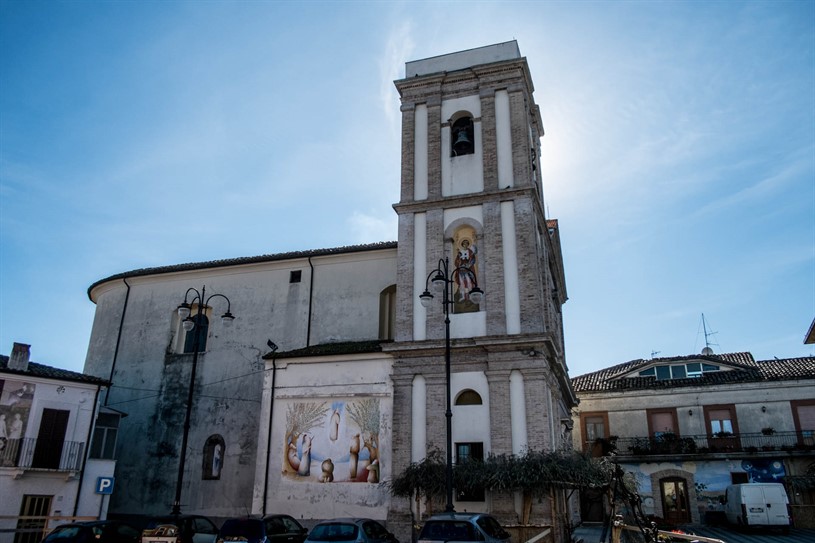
<box><xmin>510</xmin><ymin>370</ymin><xmax>528</xmax><ymax>454</ymax></box>
<box><xmin>414</xmin><ymin>104</ymin><xmax>428</xmax><ymax>201</ymax></box>
<box><xmin>77</xmin><ymin>459</ymin><xmax>117</xmax><ymax>518</ymax></box>
<box><xmin>451</xmin><ymin>372</ymin><xmax>491</xmax><ymax>450</ymax></box>
<box><xmin>441</xmin><ymin>95</ymin><xmax>483</xmax><ymax>197</ymax></box>
<box><xmin>413</xmin><ymin>213</ymin><xmax>427</xmax><ymax>341</ymax></box>
<box><xmin>412</xmin><ymin>375</ymin><xmax>427</xmax><ymax>462</ymax></box>
<box><xmin>258</xmin><ymin>354</ymin><xmax>394</xmax><ymax>521</ymax></box>
<box><xmin>495</xmin><ymin>90</ymin><xmax>514</xmax><ymax>188</ymax></box>
<box><xmin>85</xmin><ymin>248</ymin><xmax>397</xmax><ymax>518</ymax></box>
<box><xmin>501</xmin><ymin>201</ymin><xmax>521</xmax><ymax>334</ymax></box>
<box><xmin>310</xmin><ymin>252</ymin><xmax>398</xmax><ymax>344</ymax></box>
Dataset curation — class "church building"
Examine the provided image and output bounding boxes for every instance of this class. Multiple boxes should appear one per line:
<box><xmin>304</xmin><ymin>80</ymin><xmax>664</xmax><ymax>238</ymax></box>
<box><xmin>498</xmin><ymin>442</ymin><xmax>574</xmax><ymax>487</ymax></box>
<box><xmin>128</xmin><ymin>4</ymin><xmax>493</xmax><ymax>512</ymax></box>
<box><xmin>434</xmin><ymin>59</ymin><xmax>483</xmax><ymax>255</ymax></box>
<box><xmin>82</xmin><ymin>41</ymin><xmax>576</xmax><ymax>540</ymax></box>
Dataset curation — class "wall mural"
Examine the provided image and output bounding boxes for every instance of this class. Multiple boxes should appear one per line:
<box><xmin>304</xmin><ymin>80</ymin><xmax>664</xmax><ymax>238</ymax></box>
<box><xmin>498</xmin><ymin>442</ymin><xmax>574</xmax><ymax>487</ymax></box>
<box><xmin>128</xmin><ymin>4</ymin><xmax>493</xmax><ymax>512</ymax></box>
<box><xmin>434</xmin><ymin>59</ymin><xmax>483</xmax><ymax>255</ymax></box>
<box><xmin>0</xmin><ymin>378</ymin><xmax>36</xmax><ymax>465</ymax></box>
<box><xmin>283</xmin><ymin>398</ymin><xmax>382</xmax><ymax>483</ymax></box>
<box><xmin>451</xmin><ymin>226</ymin><xmax>479</xmax><ymax>314</ymax></box>
<box><xmin>622</xmin><ymin>458</ymin><xmax>788</xmax><ymax>518</ymax></box>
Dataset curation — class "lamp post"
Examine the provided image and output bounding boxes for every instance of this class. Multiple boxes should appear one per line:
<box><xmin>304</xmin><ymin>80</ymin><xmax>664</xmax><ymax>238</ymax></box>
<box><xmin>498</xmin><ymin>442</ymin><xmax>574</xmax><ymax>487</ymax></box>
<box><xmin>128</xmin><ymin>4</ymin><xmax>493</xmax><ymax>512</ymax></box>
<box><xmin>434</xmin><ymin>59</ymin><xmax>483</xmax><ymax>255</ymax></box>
<box><xmin>419</xmin><ymin>257</ymin><xmax>484</xmax><ymax>513</ymax></box>
<box><xmin>172</xmin><ymin>286</ymin><xmax>235</xmax><ymax>515</ymax></box>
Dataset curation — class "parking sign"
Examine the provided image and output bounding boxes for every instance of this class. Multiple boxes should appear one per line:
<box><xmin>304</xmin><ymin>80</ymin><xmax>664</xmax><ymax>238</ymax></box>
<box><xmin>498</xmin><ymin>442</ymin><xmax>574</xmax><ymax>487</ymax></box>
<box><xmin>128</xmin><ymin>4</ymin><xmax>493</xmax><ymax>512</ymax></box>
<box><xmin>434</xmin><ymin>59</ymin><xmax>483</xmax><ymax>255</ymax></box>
<box><xmin>96</xmin><ymin>477</ymin><xmax>114</xmax><ymax>494</ymax></box>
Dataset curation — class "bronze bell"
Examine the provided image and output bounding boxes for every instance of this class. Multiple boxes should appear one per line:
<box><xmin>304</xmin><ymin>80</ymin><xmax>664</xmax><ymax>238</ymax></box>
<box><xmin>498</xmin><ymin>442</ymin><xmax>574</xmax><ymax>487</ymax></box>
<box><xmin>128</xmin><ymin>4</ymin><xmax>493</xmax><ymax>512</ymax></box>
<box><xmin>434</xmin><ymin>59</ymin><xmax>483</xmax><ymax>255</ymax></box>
<box><xmin>453</xmin><ymin>129</ymin><xmax>472</xmax><ymax>154</ymax></box>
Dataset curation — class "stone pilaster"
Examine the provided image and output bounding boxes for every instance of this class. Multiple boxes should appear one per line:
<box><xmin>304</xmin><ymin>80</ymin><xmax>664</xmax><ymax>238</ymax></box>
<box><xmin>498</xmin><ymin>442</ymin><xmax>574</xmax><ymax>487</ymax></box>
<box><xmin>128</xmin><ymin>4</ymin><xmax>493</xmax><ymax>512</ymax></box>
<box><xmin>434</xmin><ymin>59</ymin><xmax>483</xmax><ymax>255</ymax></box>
<box><xmin>482</xmin><ymin>200</ymin><xmax>506</xmax><ymax>337</ymax></box>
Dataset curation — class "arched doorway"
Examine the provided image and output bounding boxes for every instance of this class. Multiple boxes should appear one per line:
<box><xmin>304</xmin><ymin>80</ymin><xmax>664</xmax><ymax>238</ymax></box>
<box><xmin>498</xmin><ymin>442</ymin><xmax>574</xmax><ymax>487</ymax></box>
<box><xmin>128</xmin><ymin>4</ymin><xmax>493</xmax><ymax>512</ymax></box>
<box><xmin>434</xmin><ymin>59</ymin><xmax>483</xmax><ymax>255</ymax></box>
<box><xmin>660</xmin><ymin>477</ymin><xmax>691</xmax><ymax>525</ymax></box>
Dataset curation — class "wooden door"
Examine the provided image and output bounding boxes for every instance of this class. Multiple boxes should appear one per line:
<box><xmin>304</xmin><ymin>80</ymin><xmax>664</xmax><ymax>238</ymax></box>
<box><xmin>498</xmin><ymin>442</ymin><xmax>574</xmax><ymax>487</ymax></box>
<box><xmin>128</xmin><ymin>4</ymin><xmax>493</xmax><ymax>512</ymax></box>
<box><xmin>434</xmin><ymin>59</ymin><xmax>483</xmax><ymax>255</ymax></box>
<box><xmin>660</xmin><ymin>478</ymin><xmax>690</xmax><ymax>525</ymax></box>
<box><xmin>32</xmin><ymin>409</ymin><xmax>68</xmax><ymax>469</ymax></box>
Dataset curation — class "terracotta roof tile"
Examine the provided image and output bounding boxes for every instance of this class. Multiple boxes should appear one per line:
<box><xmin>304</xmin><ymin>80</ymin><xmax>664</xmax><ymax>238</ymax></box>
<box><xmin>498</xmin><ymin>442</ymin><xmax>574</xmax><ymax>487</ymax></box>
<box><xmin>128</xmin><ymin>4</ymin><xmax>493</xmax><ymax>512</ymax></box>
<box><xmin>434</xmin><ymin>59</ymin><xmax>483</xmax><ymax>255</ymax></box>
<box><xmin>1</xmin><ymin>356</ymin><xmax>110</xmax><ymax>386</ymax></box>
<box><xmin>571</xmin><ymin>353</ymin><xmax>813</xmax><ymax>393</ymax></box>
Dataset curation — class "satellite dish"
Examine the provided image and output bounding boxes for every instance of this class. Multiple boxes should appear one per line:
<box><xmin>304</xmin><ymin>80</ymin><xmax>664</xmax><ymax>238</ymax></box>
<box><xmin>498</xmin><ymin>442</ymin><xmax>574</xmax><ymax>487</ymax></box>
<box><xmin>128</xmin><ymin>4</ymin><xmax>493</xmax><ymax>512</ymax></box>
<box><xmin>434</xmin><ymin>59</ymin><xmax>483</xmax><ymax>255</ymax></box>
<box><xmin>701</xmin><ymin>346</ymin><xmax>714</xmax><ymax>356</ymax></box>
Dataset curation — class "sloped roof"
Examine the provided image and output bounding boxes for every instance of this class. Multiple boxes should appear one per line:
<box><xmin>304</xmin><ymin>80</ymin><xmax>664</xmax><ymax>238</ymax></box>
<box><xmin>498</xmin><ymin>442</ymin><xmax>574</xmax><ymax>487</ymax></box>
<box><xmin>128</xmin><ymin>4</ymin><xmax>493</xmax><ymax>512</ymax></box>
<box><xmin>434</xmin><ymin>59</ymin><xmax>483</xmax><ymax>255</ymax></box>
<box><xmin>88</xmin><ymin>241</ymin><xmax>399</xmax><ymax>299</ymax></box>
<box><xmin>263</xmin><ymin>340</ymin><xmax>386</xmax><ymax>360</ymax></box>
<box><xmin>571</xmin><ymin>352</ymin><xmax>815</xmax><ymax>393</ymax></box>
<box><xmin>0</xmin><ymin>356</ymin><xmax>110</xmax><ymax>386</ymax></box>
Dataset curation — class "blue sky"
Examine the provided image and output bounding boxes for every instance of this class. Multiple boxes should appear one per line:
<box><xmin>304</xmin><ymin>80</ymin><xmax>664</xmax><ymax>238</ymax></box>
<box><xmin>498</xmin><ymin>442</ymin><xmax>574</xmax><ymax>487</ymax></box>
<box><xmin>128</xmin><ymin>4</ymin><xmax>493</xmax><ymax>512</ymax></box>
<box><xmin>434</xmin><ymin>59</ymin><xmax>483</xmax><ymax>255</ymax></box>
<box><xmin>1</xmin><ymin>1</ymin><xmax>813</xmax><ymax>377</ymax></box>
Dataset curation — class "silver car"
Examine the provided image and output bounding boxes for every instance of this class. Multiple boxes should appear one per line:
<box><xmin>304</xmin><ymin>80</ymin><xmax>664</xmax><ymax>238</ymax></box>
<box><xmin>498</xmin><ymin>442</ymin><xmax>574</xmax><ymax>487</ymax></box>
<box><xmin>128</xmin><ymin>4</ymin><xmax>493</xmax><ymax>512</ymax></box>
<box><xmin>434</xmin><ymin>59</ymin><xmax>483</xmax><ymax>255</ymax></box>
<box><xmin>304</xmin><ymin>518</ymin><xmax>398</xmax><ymax>543</ymax></box>
<box><xmin>418</xmin><ymin>513</ymin><xmax>510</xmax><ymax>543</ymax></box>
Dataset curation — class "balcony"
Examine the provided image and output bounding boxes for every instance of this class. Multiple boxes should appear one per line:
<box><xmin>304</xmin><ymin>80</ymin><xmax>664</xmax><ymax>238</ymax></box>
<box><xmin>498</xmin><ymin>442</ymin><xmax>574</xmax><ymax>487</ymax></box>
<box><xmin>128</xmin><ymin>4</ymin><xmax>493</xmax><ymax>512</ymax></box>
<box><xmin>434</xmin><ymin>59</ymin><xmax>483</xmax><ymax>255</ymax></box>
<box><xmin>0</xmin><ymin>438</ymin><xmax>85</xmax><ymax>472</ymax></box>
<box><xmin>586</xmin><ymin>431</ymin><xmax>815</xmax><ymax>458</ymax></box>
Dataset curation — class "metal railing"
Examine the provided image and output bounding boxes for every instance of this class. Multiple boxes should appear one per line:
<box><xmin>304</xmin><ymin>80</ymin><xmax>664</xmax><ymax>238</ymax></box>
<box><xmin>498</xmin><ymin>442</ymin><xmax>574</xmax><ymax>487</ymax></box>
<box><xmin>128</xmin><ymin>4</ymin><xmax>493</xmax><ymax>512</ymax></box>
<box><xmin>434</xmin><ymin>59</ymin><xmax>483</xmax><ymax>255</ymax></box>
<box><xmin>585</xmin><ymin>430</ymin><xmax>815</xmax><ymax>457</ymax></box>
<box><xmin>0</xmin><ymin>438</ymin><xmax>85</xmax><ymax>471</ymax></box>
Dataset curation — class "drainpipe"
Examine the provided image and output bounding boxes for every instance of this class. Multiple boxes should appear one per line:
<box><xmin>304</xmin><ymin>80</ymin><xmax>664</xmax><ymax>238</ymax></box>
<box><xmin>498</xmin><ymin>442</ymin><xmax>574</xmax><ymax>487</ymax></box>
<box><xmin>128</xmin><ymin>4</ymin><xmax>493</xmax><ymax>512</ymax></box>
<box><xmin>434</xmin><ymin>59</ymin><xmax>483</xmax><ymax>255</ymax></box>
<box><xmin>73</xmin><ymin>385</ymin><xmax>103</xmax><ymax>517</ymax></box>
<box><xmin>307</xmin><ymin>257</ymin><xmax>314</xmax><ymax>347</ymax></box>
<box><xmin>105</xmin><ymin>278</ymin><xmax>131</xmax><ymax>406</ymax></box>
<box><xmin>262</xmin><ymin>344</ymin><xmax>279</xmax><ymax>515</ymax></box>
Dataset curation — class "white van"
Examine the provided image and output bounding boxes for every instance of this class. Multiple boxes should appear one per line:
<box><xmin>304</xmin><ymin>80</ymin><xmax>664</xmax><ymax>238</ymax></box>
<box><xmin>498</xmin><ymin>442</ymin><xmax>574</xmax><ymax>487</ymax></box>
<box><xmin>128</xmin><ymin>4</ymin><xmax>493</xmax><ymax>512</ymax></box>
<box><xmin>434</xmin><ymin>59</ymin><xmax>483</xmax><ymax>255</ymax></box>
<box><xmin>723</xmin><ymin>483</ymin><xmax>790</xmax><ymax>532</ymax></box>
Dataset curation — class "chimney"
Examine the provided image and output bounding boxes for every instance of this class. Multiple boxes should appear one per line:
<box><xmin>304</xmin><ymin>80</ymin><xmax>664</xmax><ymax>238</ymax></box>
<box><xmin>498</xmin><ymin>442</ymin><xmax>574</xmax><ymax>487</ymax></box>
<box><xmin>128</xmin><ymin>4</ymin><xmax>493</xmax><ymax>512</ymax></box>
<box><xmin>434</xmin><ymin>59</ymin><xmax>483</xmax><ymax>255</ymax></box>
<box><xmin>9</xmin><ymin>343</ymin><xmax>31</xmax><ymax>371</ymax></box>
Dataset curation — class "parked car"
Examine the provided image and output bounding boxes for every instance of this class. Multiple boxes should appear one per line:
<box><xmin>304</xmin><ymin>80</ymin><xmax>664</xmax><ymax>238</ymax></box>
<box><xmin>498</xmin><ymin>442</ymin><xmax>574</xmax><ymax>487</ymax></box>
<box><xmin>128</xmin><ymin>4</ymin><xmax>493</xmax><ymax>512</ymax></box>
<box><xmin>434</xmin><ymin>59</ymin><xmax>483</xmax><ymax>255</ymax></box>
<box><xmin>42</xmin><ymin>521</ymin><xmax>141</xmax><ymax>543</ymax></box>
<box><xmin>141</xmin><ymin>515</ymin><xmax>219</xmax><ymax>543</ymax></box>
<box><xmin>304</xmin><ymin>518</ymin><xmax>398</xmax><ymax>543</ymax></box>
<box><xmin>418</xmin><ymin>513</ymin><xmax>510</xmax><ymax>543</ymax></box>
<box><xmin>217</xmin><ymin>515</ymin><xmax>307</xmax><ymax>543</ymax></box>
<box><xmin>723</xmin><ymin>482</ymin><xmax>791</xmax><ymax>533</ymax></box>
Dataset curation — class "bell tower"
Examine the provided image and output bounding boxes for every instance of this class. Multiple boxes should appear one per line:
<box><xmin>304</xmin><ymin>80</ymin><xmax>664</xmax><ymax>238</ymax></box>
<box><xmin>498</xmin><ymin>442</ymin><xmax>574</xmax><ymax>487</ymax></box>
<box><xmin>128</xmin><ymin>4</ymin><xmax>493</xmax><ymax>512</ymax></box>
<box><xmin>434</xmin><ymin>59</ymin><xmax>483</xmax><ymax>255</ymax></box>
<box><xmin>387</xmin><ymin>42</ymin><xmax>575</xmax><ymax>528</ymax></box>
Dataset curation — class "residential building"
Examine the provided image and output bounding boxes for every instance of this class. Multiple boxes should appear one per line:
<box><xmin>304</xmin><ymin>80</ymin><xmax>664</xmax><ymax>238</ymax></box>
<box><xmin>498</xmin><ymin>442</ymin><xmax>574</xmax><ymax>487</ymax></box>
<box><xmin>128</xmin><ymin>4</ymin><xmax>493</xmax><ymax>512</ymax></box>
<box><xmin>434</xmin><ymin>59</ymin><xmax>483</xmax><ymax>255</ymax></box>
<box><xmin>571</xmin><ymin>351</ymin><xmax>815</xmax><ymax>527</ymax></box>
<box><xmin>1</xmin><ymin>343</ymin><xmax>115</xmax><ymax>543</ymax></box>
<box><xmin>81</xmin><ymin>41</ymin><xmax>576</xmax><ymax>541</ymax></box>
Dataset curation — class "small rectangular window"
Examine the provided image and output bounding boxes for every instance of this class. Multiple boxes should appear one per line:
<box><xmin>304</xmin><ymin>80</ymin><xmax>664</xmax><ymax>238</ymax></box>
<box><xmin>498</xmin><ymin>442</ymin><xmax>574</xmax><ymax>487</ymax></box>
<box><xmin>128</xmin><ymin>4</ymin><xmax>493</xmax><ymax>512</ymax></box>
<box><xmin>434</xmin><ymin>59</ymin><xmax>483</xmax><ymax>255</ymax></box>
<box><xmin>639</xmin><ymin>368</ymin><xmax>656</xmax><ymax>376</ymax></box>
<box><xmin>702</xmin><ymin>363</ymin><xmax>720</xmax><ymax>372</ymax></box>
<box><xmin>731</xmin><ymin>472</ymin><xmax>749</xmax><ymax>484</ymax></box>
<box><xmin>290</xmin><ymin>270</ymin><xmax>302</xmax><ymax>283</ymax></box>
<box><xmin>671</xmin><ymin>365</ymin><xmax>687</xmax><ymax>379</ymax></box>
<box><xmin>455</xmin><ymin>442</ymin><xmax>484</xmax><ymax>501</ymax></box>
<box><xmin>656</xmin><ymin>366</ymin><xmax>671</xmax><ymax>380</ymax></box>
<box><xmin>90</xmin><ymin>413</ymin><xmax>121</xmax><ymax>460</ymax></box>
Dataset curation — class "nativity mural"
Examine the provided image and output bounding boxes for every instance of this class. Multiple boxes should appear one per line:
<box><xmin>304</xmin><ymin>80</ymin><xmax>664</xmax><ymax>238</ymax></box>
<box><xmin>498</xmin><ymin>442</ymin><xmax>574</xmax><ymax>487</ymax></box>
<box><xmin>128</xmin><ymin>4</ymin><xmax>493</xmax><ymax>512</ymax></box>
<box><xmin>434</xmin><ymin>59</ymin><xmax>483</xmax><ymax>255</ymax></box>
<box><xmin>283</xmin><ymin>398</ymin><xmax>382</xmax><ymax>483</ymax></box>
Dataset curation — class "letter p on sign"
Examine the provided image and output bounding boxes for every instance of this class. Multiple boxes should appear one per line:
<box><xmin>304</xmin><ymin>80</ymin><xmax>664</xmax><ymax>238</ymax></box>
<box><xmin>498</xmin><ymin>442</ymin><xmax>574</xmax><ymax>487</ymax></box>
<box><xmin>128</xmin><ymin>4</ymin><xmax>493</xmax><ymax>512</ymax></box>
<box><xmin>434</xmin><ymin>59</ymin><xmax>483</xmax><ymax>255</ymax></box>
<box><xmin>96</xmin><ymin>477</ymin><xmax>114</xmax><ymax>495</ymax></box>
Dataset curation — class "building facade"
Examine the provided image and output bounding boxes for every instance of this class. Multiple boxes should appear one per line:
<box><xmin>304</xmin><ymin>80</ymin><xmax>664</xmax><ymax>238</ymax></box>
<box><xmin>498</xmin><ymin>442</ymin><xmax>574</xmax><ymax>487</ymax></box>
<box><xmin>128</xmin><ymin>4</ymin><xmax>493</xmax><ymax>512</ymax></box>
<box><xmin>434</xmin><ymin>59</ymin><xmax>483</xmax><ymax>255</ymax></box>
<box><xmin>81</xmin><ymin>42</ymin><xmax>575</xmax><ymax>539</ymax></box>
<box><xmin>1</xmin><ymin>343</ymin><xmax>114</xmax><ymax>543</ymax></box>
<box><xmin>572</xmin><ymin>351</ymin><xmax>815</xmax><ymax>527</ymax></box>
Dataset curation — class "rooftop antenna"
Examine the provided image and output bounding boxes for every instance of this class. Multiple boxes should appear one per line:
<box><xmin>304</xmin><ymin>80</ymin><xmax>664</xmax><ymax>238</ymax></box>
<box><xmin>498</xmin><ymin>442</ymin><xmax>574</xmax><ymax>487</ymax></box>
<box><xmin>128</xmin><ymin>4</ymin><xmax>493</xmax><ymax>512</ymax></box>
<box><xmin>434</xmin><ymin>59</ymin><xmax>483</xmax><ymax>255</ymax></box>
<box><xmin>698</xmin><ymin>313</ymin><xmax>719</xmax><ymax>355</ymax></box>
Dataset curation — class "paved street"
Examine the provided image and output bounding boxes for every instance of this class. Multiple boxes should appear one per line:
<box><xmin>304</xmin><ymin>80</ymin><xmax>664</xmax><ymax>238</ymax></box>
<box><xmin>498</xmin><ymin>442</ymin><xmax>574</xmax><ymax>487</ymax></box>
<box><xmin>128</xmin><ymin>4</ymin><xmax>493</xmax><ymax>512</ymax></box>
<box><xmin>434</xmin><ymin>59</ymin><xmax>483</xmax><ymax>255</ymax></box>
<box><xmin>571</xmin><ymin>523</ymin><xmax>815</xmax><ymax>543</ymax></box>
<box><xmin>679</xmin><ymin>525</ymin><xmax>815</xmax><ymax>543</ymax></box>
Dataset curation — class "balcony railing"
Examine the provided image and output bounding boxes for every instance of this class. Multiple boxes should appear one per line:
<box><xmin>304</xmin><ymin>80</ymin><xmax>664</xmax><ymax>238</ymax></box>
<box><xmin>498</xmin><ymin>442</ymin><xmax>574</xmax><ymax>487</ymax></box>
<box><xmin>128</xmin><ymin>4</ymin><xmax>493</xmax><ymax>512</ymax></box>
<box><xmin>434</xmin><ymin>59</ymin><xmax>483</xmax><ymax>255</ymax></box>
<box><xmin>0</xmin><ymin>438</ymin><xmax>85</xmax><ymax>471</ymax></box>
<box><xmin>586</xmin><ymin>430</ymin><xmax>815</xmax><ymax>457</ymax></box>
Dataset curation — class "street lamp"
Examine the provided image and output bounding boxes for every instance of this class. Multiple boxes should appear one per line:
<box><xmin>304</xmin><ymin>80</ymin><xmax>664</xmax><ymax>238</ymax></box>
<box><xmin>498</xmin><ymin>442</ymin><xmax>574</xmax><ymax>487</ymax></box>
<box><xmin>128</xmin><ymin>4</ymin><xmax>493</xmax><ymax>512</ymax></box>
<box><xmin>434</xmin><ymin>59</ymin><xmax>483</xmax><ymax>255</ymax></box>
<box><xmin>419</xmin><ymin>257</ymin><xmax>484</xmax><ymax>513</ymax></box>
<box><xmin>172</xmin><ymin>286</ymin><xmax>235</xmax><ymax>515</ymax></box>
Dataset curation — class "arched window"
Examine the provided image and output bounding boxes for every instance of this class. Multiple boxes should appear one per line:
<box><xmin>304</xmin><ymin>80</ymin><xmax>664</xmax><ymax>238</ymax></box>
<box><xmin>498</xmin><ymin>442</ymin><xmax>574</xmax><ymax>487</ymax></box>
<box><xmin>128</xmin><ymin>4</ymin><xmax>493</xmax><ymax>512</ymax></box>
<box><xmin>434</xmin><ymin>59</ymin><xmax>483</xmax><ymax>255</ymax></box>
<box><xmin>451</xmin><ymin>116</ymin><xmax>474</xmax><ymax>156</ymax></box>
<box><xmin>183</xmin><ymin>313</ymin><xmax>209</xmax><ymax>353</ymax></box>
<box><xmin>455</xmin><ymin>389</ymin><xmax>483</xmax><ymax>405</ymax></box>
<box><xmin>202</xmin><ymin>434</ymin><xmax>225</xmax><ymax>480</ymax></box>
<box><xmin>379</xmin><ymin>285</ymin><xmax>397</xmax><ymax>340</ymax></box>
